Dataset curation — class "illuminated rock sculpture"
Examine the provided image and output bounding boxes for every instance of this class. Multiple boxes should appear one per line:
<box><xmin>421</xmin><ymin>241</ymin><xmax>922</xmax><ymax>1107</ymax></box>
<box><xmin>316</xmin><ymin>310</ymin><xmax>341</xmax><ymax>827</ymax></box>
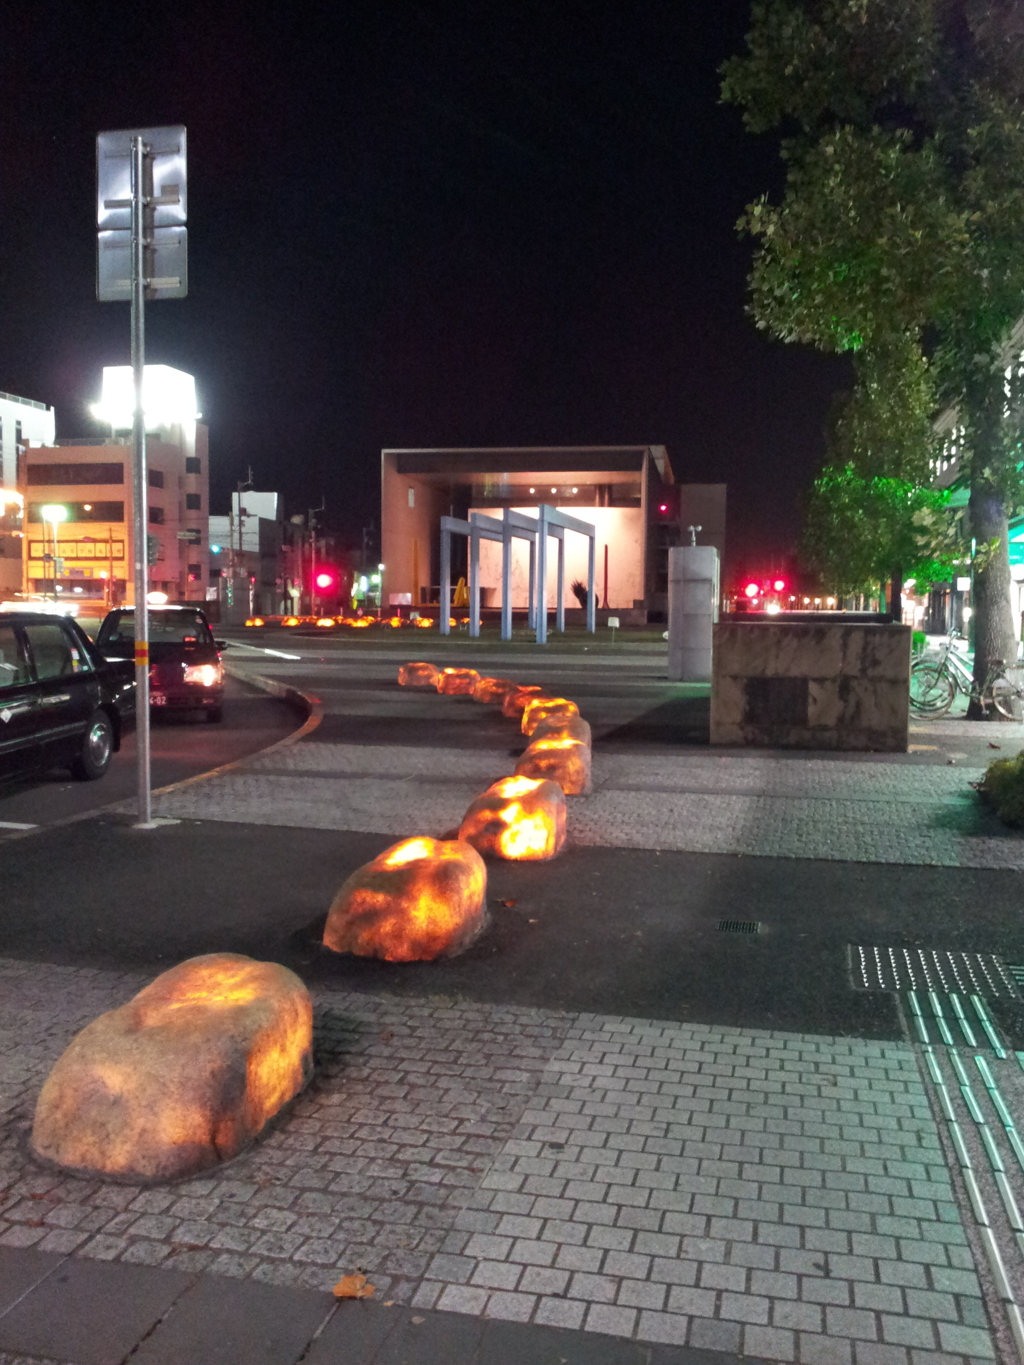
<box><xmin>471</xmin><ymin>676</ymin><xmax>517</xmax><ymax>704</ymax></box>
<box><xmin>521</xmin><ymin>696</ymin><xmax>580</xmax><ymax>736</ymax></box>
<box><xmin>501</xmin><ymin>684</ymin><xmax>543</xmax><ymax>719</ymax></box>
<box><xmin>398</xmin><ymin>661</ymin><xmax>440</xmax><ymax>688</ymax></box>
<box><xmin>30</xmin><ymin>954</ymin><xmax>313</xmax><ymax>1184</ymax></box>
<box><xmin>516</xmin><ymin>735</ymin><xmax>593</xmax><ymax>795</ymax></box>
<box><xmin>436</xmin><ymin>667</ymin><xmax>481</xmax><ymax>695</ymax></box>
<box><xmin>324</xmin><ymin>837</ymin><xmax>488</xmax><ymax>961</ymax></box>
<box><xmin>459</xmin><ymin>775</ymin><xmax>567</xmax><ymax>861</ymax></box>
<box><xmin>531</xmin><ymin>713</ymin><xmax>592</xmax><ymax>747</ymax></box>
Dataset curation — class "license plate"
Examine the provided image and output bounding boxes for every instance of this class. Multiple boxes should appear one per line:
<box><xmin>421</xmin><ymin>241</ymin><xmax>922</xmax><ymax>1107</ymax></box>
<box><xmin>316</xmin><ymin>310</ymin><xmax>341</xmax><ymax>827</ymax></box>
<box><xmin>150</xmin><ymin>693</ymin><xmax>167</xmax><ymax>706</ymax></box>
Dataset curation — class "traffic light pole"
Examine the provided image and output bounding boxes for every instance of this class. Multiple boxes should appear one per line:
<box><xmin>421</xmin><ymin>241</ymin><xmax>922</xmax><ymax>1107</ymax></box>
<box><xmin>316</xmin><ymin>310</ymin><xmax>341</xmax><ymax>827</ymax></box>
<box><xmin>130</xmin><ymin>133</ymin><xmax>154</xmax><ymax>828</ymax></box>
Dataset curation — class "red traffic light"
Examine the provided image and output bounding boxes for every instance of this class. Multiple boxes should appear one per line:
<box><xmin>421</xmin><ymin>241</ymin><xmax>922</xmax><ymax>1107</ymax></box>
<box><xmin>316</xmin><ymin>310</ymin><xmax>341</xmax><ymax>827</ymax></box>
<box><xmin>773</xmin><ymin>578</ymin><xmax>785</xmax><ymax>592</ymax></box>
<box><xmin>744</xmin><ymin>582</ymin><xmax>759</xmax><ymax>599</ymax></box>
<box><xmin>315</xmin><ymin>571</ymin><xmax>335</xmax><ymax>589</ymax></box>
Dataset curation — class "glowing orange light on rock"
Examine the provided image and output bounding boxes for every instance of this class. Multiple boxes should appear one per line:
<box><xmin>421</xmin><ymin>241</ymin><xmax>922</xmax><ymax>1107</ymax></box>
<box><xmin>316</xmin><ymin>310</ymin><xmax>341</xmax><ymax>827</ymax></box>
<box><xmin>414</xmin><ymin>617</ymin><xmax>433</xmax><ymax>628</ymax></box>
<box><xmin>522</xmin><ymin>696</ymin><xmax>580</xmax><ymax>736</ymax></box>
<box><xmin>459</xmin><ymin>775</ymin><xmax>567</xmax><ymax>861</ymax></box>
<box><xmin>323</xmin><ymin>837</ymin><xmax>488</xmax><ymax>961</ymax></box>
<box><xmin>472</xmin><ymin>676</ymin><xmax>516</xmax><ymax>704</ymax></box>
<box><xmin>501</xmin><ymin>684</ymin><xmax>543</xmax><ymax>719</ymax></box>
<box><xmin>531</xmin><ymin>712</ymin><xmax>592</xmax><ymax>747</ymax></box>
<box><xmin>30</xmin><ymin>954</ymin><xmax>313</xmax><ymax>1184</ymax></box>
<box><xmin>244</xmin><ymin>617</ymin><xmax>265</xmax><ymax>627</ymax></box>
<box><xmin>515</xmin><ymin>735</ymin><xmax>592</xmax><ymax>795</ymax></box>
<box><xmin>436</xmin><ymin>667</ymin><xmax>480</xmax><ymax>695</ymax></box>
<box><xmin>388</xmin><ymin>616</ymin><xmax>404</xmax><ymax>628</ymax></box>
<box><xmin>398</xmin><ymin>661</ymin><xmax>440</xmax><ymax>688</ymax></box>
<box><xmin>282</xmin><ymin>616</ymin><xmax>301</xmax><ymax>626</ymax></box>
<box><xmin>316</xmin><ymin>617</ymin><xmax>335</xmax><ymax>628</ymax></box>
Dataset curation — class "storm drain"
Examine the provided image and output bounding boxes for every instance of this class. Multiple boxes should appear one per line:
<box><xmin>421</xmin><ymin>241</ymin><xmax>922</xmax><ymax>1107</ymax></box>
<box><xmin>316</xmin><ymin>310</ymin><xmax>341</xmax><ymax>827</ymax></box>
<box><xmin>851</xmin><ymin>945</ymin><xmax>1018</xmax><ymax>998</ymax></box>
<box><xmin>717</xmin><ymin>919</ymin><xmax>761</xmax><ymax>935</ymax></box>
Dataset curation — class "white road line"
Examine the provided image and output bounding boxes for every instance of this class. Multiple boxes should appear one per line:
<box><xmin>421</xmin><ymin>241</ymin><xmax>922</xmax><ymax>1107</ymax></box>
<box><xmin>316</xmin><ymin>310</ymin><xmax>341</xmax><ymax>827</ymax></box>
<box><xmin>226</xmin><ymin>641</ymin><xmax>303</xmax><ymax>660</ymax></box>
<box><xmin>0</xmin><ymin>820</ymin><xmax>38</xmax><ymax>830</ymax></box>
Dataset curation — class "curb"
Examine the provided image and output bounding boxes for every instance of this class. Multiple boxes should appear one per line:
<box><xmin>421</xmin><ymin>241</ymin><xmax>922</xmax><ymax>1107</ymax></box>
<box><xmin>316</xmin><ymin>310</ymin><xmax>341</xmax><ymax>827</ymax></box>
<box><xmin>0</xmin><ymin>668</ymin><xmax>322</xmax><ymax>845</ymax></box>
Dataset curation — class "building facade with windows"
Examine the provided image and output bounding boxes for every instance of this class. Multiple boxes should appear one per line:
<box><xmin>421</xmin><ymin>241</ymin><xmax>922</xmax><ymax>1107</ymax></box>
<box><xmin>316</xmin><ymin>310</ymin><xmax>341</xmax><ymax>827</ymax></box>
<box><xmin>0</xmin><ymin>390</ymin><xmax>56</xmax><ymax>596</ymax></box>
<box><xmin>381</xmin><ymin>445</ymin><xmax>726</xmax><ymax>620</ymax></box>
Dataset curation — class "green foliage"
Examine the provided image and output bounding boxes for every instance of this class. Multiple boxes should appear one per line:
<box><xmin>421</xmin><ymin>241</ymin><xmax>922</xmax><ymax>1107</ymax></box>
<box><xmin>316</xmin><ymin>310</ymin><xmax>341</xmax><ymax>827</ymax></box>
<box><xmin>979</xmin><ymin>750</ymin><xmax>1024</xmax><ymax>828</ymax></box>
<box><xmin>802</xmin><ymin>463</ymin><xmax>960</xmax><ymax>593</ymax></box>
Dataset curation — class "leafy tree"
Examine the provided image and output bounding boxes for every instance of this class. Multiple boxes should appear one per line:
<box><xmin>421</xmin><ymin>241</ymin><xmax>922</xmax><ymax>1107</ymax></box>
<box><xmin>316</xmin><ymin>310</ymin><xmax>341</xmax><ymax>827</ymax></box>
<box><xmin>722</xmin><ymin>0</ymin><xmax>1024</xmax><ymax>709</ymax></box>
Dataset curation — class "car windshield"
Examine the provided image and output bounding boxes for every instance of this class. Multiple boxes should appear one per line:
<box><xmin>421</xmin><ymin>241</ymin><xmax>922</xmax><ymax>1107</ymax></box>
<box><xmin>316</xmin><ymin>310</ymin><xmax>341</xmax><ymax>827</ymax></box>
<box><xmin>102</xmin><ymin>612</ymin><xmax>214</xmax><ymax>647</ymax></box>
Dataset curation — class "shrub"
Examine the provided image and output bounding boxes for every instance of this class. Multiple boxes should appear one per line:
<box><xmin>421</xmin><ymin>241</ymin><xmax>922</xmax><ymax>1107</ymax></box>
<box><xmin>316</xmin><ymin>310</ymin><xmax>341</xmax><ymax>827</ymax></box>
<box><xmin>979</xmin><ymin>750</ymin><xmax>1024</xmax><ymax>829</ymax></box>
<box><xmin>571</xmin><ymin>580</ymin><xmax>589</xmax><ymax>609</ymax></box>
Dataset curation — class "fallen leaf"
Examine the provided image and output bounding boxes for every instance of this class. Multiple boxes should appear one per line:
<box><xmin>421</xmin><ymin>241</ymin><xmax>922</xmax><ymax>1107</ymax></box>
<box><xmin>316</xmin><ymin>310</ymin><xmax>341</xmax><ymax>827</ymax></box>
<box><xmin>529</xmin><ymin>918</ymin><xmax>538</xmax><ymax>923</ymax></box>
<box><xmin>412</xmin><ymin>1315</ymin><xmax>425</xmax><ymax>1324</ymax></box>
<box><xmin>989</xmin><ymin>742</ymin><xmax>1001</xmax><ymax>749</ymax></box>
<box><xmin>333</xmin><ymin>1274</ymin><xmax>375</xmax><ymax>1299</ymax></box>
<box><xmin>384</xmin><ymin>1300</ymin><xmax>395</xmax><ymax>1307</ymax></box>
<box><xmin>498</xmin><ymin>898</ymin><xmax>517</xmax><ymax>907</ymax></box>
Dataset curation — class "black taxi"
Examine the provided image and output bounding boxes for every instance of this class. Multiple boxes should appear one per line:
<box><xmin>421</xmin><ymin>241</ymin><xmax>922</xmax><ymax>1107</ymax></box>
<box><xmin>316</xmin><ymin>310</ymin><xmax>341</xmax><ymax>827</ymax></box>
<box><xmin>0</xmin><ymin>611</ymin><xmax>136</xmax><ymax>782</ymax></box>
<box><xmin>97</xmin><ymin>606</ymin><xmax>226</xmax><ymax>722</ymax></box>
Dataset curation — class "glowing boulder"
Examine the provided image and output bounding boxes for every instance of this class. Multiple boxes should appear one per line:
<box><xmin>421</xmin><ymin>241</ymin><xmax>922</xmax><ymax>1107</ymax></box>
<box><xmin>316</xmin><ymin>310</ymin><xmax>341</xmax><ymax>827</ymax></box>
<box><xmin>522</xmin><ymin>696</ymin><xmax>580</xmax><ymax>736</ymax></box>
<box><xmin>472</xmin><ymin>676</ymin><xmax>516</xmax><ymax>704</ymax></box>
<box><xmin>516</xmin><ymin>735</ymin><xmax>592</xmax><ymax>795</ymax></box>
<box><xmin>324</xmin><ymin>837</ymin><xmax>488</xmax><ymax>961</ymax></box>
<box><xmin>459</xmin><ymin>775</ymin><xmax>566</xmax><ymax>861</ymax></box>
<box><xmin>502</xmin><ymin>684</ymin><xmax>543</xmax><ymax>719</ymax></box>
<box><xmin>531</xmin><ymin>713</ymin><xmax>592</xmax><ymax>747</ymax></box>
<box><xmin>30</xmin><ymin>954</ymin><xmax>313</xmax><ymax>1185</ymax></box>
<box><xmin>437</xmin><ymin>667</ymin><xmax>481</xmax><ymax>695</ymax></box>
<box><xmin>398</xmin><ymin>661</ymin><xmax>440</xmax><ymax>688</ymax></box>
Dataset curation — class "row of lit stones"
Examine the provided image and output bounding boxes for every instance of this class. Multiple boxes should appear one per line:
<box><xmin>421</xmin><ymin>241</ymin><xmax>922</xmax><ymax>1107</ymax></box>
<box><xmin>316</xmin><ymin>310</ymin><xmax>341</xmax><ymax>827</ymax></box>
<box><xmin>320</xmin><ymin>663</ymin><xmax>590</xmax><ymax>967</ymax></box>
<box><xmin>27</xmin><ymin>664</ymin><xmax>588</xmax><ymax>1187</ymax></box>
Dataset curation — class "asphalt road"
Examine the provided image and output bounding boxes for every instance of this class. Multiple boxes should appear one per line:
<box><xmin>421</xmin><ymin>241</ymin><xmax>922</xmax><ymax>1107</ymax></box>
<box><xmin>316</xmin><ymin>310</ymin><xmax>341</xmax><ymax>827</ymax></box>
<box><xmin>0</xmin><ymin>674</ymin><xmax>302</xmax><ymax>831</ymax></box>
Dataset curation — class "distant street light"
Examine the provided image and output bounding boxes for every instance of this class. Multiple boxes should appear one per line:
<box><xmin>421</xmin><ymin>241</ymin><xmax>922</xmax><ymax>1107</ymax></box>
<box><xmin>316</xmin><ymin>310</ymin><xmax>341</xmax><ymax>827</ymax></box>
<box><xmin>40</xmin><ymin>505</ymin><xmax>67</xmax><ymax>601</ymax></box>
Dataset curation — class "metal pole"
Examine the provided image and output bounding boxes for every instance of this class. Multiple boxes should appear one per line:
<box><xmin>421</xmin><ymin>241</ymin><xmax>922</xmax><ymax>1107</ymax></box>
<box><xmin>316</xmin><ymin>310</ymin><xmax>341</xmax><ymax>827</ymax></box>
<box><xmin>555</xmin><ymin>531</ymin><xmax>565</xmax><ymax>634</ymax></box>
<box><xmin>587</xmin><ymin>531</ymin><xmax>596</xmax><ymax>633</ymax></box>
<box><xmin>469</xmin><ymin>525</ymin><xmax>480</xmax><ymax>637</ymax></box>
<box><xmin>130</xmin><ymin>134</ymin><xmax>153</xmax><ymax>827</ymax></box>
<box><xmin>501</xmin><ymin>515</ymin><xmax>513</xmax><ymax>641</ymax></box>
<box><xmin>440</xmin><ymin>524</ymin><xmax>451</xmax><ymax>634</ymax></box>
<box><xmin>536</xmin><ymin>506</ymin><xmax>548</xmax><ymax>645</ymax></box>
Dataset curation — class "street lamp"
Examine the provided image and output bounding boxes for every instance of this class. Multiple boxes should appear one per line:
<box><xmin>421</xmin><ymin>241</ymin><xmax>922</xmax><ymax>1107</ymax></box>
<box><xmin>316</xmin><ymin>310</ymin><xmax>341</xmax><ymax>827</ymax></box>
<box><xmin>40</xmin><ymin>505</ymin><xmax>67</xmax><ymax>602</ymax></box>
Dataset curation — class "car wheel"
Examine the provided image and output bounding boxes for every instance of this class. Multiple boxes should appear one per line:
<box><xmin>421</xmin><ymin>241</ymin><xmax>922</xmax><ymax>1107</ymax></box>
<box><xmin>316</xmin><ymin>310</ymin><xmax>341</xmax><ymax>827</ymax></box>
<box><xmin>70</xmin><ymin>709</ymin><xmax>115</xmax><ymax>781</ymax></box>
<box><xmin>206</xmin><ymin>706</ymin><xmax>224</xmax><ymax>723</ymax></box>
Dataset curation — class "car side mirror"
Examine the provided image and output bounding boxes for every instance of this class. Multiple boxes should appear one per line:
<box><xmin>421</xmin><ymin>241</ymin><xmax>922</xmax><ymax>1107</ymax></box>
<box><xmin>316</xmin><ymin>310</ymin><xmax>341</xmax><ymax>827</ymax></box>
<box><xmin>215</xmin><ymin>640</ymin><xmax>227</xmax><ymax>650</ymax></box>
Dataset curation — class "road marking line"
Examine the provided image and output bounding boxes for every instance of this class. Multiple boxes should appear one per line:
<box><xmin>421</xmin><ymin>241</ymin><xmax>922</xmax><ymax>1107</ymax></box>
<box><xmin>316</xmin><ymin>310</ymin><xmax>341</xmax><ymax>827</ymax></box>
<box><xmin>0</xmin><ymin>820</ymin><xmax>37</xmax><ymax>830</ymax></box>
<box><xmin>228</xmin><ymin>641</ymin><xmax>302</xmax><ymax>660</ymax></box>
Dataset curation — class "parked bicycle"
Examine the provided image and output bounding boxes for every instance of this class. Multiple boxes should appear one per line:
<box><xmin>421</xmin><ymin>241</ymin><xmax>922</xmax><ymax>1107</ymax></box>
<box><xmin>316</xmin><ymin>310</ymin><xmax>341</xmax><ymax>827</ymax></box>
<box><xmin>909</xmin><ymin>630</ymin><xmax>1024</xmax><ymax>719</ymax></box>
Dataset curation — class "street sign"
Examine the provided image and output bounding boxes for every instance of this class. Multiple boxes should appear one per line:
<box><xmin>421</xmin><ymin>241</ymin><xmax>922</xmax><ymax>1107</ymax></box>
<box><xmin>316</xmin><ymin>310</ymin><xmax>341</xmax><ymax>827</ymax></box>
<box><xmin>176</xmin><ymin>529</ymin><xmax>201</xmax><ymax>542</ymax></box>
<box><xmin>96</xmin><ymin>127</ymin><xmax>187</xmax><ymax>301</ymax></box>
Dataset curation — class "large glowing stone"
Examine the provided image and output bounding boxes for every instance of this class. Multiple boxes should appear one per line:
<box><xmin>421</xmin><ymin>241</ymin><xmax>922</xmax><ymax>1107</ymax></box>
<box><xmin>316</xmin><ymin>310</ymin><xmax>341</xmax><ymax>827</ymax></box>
<box><xmin>502</xmin><ymin>684</ymin><xmax>543</xmax><ymax>719</ymax></box>
<box><xmin>30</xmin><ymin>955</ymin><xmax>313</xmax><ymax>1184</ymax></box>
<box><xmin>459</xmin><ymin>775</ymin><xmax>567</xmax><ymax>861</ymax></box>
<box><xmin>531</xmin><ymin>713</ymin><xmax>592</xmax><ymax>747</ymax></box>
<box><xmin>472</xmin><ymin>676</ymin><xmax>516</xmax><ymax>704</ymax></box>
<box><xmin>522</xmin><ymin>696</ymin><xmax>580</xmax><ymax>736</ymax></box>
<box><xmin>516</xmin><ymin>735</ymin><xmax>593</xmax><ymax>795</ymax></box>
<box><xmin>436</xmin><ymin>667</ymin><xmax>481</xmax><ymax>696</ymax></box>
<box><xmin>324</xmin><ymin>837</ymin><xmax>488</xmax><ymax>961</ymax></box>
<box><xmin>398</xmin><ymin>661</ymin><xmax>439</xmax><ymax>688</ymax></box>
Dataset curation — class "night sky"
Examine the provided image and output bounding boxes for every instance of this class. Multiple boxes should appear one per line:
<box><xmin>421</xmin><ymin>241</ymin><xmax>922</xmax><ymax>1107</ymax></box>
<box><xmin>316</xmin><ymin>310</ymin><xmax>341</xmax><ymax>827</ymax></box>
<box><xmin>1</xmin><ymin>1</ymin><xmax>849</xmax><ymax>583</ymax></box>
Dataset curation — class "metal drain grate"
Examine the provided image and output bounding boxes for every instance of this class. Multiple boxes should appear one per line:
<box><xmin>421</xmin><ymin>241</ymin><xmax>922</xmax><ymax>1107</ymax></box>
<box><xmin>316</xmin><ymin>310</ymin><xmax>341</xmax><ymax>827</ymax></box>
<box><xmin>851</xmin><ymin>946</ymin><xmax>1018</xmax><ymax>998</ymax></box>
<box><xmin>718</xmin><ymin>920</ymin><xmax>761</xmax><ymax>935</ymax></box>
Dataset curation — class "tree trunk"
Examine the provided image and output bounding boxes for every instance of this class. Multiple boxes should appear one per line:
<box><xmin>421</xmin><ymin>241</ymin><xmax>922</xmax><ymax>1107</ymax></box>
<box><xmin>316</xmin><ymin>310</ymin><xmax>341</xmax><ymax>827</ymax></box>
<box><xmin>967</xmin><ymin>488</ymin><xmax>1016</xmax><ymax>717</ymax></box>
<box><xmin>888</xmin><ymin>565</ymin><xmax>903</xmax><ymax>623</ymax></box>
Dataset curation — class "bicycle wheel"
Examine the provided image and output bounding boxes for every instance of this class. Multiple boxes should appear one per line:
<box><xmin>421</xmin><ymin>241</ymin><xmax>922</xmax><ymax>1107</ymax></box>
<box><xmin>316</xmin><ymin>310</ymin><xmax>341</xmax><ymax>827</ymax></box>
<box><xmin>909</xmin><ymin>663</ymin><xmax>955</xmax><ymax>717</ymax></box>
<box><xmin>990</xmin><ymin>674</ymin><xmax>1023</xmax><ymax>721</ymax></box>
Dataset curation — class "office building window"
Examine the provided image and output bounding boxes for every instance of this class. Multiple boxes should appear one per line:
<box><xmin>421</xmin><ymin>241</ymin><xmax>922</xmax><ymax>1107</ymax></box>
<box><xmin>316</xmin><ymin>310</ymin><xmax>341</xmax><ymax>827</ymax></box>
<box><xmin>27</xmin><ymin>462</ymin><xmax>124</xmax><ymax>485</ymax></box>
<box><xmin>185</xmin><ymin>456</ymin><xmax>201</xmax><ymax>475</ymax></box>
<box><xmin>185</xmin><ymin>492</ymin><xmax>201</xmax><ymax>510</ymax></box>
<box><xmin>27</xmin><ymin>501</ymin><xmax>124</xmax><ymax>522</ymax></box>
<box><xmin>148</xmin><ymin>468</ymin><xmax>164</xmax><ymax>488</ymax></box>
<box><xmin>149</xmin><ymin>506</ymin><xmax>165</xmax><ymax>525</ymax></box>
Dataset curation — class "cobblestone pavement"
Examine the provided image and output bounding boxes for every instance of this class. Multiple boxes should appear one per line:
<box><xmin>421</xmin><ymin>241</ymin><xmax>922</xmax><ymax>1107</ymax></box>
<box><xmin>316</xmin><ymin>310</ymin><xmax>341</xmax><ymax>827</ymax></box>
<box><xmin>135</xmin><ymin>741</ymin><xmax>1024</xmax><ymax>870</ymax></box>
<box><xmin>0</xmin><ymin>958</ymin><xmax>1014</xmax><ymax>1364</ymax></box>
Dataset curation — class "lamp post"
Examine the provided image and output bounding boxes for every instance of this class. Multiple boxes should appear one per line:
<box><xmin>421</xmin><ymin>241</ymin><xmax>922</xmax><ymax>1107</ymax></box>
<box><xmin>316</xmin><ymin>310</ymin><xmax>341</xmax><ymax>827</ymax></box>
<box><xmin>40</xmin><ymin>505</ymin><xmax>67</xmax><ymax>602</ymax></box>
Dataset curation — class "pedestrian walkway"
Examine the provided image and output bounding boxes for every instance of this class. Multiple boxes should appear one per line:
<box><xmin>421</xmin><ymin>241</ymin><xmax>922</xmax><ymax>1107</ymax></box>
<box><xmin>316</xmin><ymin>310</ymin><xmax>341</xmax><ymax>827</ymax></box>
<box><xmin>138</xmin><ymin>740</ymin><xmax>1024</xmax><ymax>870</ymax></box>
<box><xmin>0</xmin><ymin>958</ymin><xmax>1009</xmax><ymax>1364</ymax></box>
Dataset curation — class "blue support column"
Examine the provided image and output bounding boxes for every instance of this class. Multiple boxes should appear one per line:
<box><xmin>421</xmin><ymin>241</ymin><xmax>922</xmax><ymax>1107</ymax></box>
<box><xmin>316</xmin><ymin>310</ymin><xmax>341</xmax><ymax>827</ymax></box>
<box><xmin>469</xmin><ymin>527</ymin><xmax>480</xmax><ymax>637</ymax></box>
<box><xmin>587</xmin><ymin>531</ymin><xmax>597</xmax><ymax>633</ymax></box>
<box><xmin>555</xmin><ymin>530</ymin><xmax>565</xmax><ymax>634</ymax></box>
<box><xmin>536</xmin><ymin>505</ymin><xmax>549</xmax><ymax>645</ymax></box>
<box><xmin>439</xmin><ymin>525</ymin><xmax>451</xmax><ymax>635</ymax></box>
<box><xmin>527</xmin><ymin>539</ymin><xmax>536</xmax><ymax>630</ymax></box>
<box><xmin>501</xmin><ymin>516</ymin><xmax>513</xmax><ymax>640</ymax></box>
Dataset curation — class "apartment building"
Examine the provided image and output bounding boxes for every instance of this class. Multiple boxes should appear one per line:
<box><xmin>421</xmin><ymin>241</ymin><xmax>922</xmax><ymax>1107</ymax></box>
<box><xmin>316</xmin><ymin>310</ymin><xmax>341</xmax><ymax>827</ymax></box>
<box><xmin>22</xmin><ymin>366</ymin><xmax>209</xmax><ymax>607</ymax></box>
<box><xmin>0</xmin><ymin>390</ymin><xmax>56</xmax><ymax>596</ymax></box>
